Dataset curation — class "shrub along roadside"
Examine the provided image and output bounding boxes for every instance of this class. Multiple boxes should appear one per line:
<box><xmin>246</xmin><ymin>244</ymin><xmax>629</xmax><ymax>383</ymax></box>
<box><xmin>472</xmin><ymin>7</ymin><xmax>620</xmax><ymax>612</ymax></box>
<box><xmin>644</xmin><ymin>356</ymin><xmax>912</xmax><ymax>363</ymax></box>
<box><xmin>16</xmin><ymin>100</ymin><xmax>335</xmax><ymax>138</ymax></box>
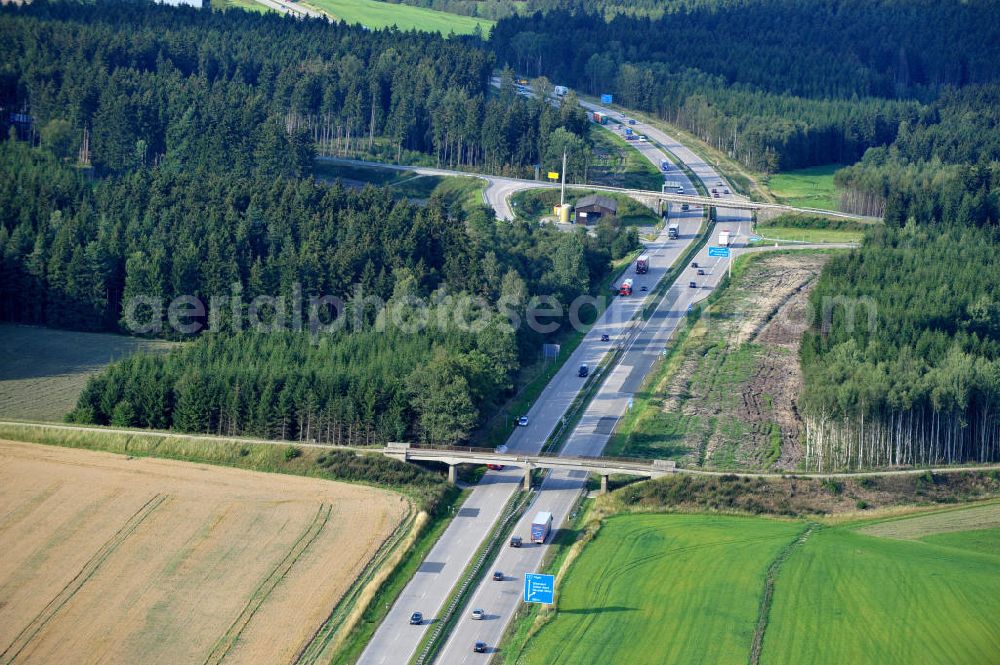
<box><xmin>607</xmin><ymin>470</ymin><xmax>1000</xmax><ymax>519</ymax></box>
<box><xmin>0</xmin><ymin>422</ymin><xmax>449</xmax><ymax>510</ymax></box>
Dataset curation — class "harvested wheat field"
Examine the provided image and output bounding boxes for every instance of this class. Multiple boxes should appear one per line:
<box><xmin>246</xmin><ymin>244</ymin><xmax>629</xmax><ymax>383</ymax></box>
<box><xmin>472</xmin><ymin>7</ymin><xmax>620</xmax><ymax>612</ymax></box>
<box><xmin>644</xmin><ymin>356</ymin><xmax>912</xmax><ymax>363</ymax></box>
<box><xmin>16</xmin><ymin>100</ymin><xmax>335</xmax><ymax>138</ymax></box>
<box><xmin>0</xmin><ymin>439</ymin><xmax>408</xmax><ymax>665</ymax></box>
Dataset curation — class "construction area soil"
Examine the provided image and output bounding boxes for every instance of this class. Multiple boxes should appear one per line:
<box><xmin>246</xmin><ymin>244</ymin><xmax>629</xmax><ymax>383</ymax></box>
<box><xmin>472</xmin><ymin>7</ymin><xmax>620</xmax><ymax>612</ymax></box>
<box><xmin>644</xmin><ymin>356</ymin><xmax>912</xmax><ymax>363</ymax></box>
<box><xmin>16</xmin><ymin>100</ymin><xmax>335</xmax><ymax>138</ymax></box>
<box><xmin>638</xmin><ymin>252</ymin><xmax>830</xmax><ymax>470</ymax></box>
<box><xmin>0</xmin><ymin>439</ymin><xmax>407</xmax><ymax>665</ymax></box>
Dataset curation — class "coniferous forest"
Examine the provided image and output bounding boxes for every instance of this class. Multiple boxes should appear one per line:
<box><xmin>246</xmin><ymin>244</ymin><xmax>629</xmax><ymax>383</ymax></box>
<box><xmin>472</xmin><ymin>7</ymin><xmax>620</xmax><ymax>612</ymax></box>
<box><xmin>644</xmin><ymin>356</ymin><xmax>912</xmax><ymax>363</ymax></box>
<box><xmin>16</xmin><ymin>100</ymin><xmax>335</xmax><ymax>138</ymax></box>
<box><xmin>491</xmin><ymin>1</ymin><xmax>1000</xmax><ymax>173</ymax></box>
<box><xmin>0</xmin><ymin>0</ymin><xmax>635</xmax><ymax>445</ymax></box>
<box><xmin>1</xmin><ymin>0</ymin><xmax>999</xmax><ymax>464</ymax></box>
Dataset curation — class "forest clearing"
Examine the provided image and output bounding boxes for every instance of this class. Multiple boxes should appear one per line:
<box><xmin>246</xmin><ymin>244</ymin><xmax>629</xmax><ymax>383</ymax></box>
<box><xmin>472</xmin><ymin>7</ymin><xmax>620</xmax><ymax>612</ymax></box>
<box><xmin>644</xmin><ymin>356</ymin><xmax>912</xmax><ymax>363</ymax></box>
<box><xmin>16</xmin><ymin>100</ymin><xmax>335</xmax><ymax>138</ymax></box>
<box><xmin>0</xmin><ymin>439</ymin><xmax>407</xmax><ymax>664</ymax></box>
<box><xmin>607</xmin><ymin>251</ymin><xmax>832</xmax><ymax>470</ymax></box>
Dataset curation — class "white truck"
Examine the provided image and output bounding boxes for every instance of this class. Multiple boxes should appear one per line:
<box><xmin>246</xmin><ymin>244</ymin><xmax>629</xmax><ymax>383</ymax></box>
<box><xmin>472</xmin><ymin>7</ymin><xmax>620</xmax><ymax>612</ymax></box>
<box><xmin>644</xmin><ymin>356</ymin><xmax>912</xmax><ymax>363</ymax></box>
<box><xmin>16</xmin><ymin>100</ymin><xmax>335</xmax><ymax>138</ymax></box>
<box><xmin>718</xmin><ymin>229</ymin><xmax>732</xmax><ymax>247</ymax></box>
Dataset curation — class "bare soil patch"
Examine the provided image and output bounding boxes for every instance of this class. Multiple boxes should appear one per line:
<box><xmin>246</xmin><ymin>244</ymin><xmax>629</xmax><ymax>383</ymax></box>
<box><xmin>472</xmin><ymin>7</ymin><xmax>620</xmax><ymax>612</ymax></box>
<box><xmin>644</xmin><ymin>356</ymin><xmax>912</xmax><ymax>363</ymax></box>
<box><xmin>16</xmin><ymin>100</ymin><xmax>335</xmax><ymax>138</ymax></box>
<box><xmin>655</xmin><ymin>253</ymin><xmax>828</xmax><ymax>469</ymax></box>
<box><xmin>0</xmin><ymin>439</ymin><xmax>406</xmax><ymax>665</ymax></box>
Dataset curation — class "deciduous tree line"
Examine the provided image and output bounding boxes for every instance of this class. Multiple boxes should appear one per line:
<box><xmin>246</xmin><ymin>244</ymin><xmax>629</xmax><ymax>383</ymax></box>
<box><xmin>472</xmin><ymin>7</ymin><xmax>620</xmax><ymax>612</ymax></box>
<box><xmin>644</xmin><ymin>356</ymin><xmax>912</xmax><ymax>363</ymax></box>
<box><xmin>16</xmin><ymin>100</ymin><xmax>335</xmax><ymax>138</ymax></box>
<box><xmin>800</xmin><ymin>225</ymin><xmax>1000</xmax><ymax>470</ymax></box>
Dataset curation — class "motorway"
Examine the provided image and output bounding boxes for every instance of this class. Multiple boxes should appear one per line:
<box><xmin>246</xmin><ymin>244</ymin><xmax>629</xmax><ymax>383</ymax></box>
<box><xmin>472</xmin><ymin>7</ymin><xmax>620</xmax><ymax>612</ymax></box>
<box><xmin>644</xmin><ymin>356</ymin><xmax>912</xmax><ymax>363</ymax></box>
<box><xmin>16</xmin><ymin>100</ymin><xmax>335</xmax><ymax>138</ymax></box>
<box><xmin>433</xmin><ymin>101</ymin><xmax>754</xmax><ymax>665</ymax></box>
<box><xmin>356</xmin><ymin>127</ymin><xmax>702</xmax><ymax>665</ymax></box>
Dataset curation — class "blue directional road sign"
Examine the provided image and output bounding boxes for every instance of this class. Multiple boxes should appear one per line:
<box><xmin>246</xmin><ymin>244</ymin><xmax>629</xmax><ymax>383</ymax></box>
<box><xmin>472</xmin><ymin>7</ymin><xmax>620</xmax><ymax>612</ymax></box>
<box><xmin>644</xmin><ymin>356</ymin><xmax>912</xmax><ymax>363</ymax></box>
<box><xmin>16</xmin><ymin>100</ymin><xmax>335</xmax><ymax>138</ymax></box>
<box><xmin>524</xmin><ymin>573</ymin><xmax>555</xmax><ymax>604</ymax></box>
<box><xmin>708</xmin><ymin>246</ymin><xmax>731</xmax><ymax>258</ymax></box>
<box><xmin>600</xmin><ymin>94</ymin><xmax>613</xmax><ymax>104</ymax></box>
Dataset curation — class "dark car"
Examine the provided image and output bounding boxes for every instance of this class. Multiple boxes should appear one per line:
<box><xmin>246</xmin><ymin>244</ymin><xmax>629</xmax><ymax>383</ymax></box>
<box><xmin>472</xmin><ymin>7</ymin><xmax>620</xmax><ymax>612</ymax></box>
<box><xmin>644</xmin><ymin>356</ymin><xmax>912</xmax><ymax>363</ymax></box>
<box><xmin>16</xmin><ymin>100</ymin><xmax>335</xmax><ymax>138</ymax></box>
<box><xmin>713</xmin><ymin>192</ymin><xmax>721</xmax><ymax>198</ymax></box>
<box><xmin>689</xmin><ymin>281</ymin><xmax>697</xmax><ymax>288</ymax></box>
<box><xmin>711</xmin><ymin>188</ymin><xmax>718</xmax><ymax>193</ymax></box>
<box><xmin>640</xmin><ymin>285</ymin><xmax>648</xmax><ymax>291</ymax></box>
<box><xmin>487</xmin><ymin>464</ymin><xmax>504</xmax><ymax>470</ymax></box>
<box><xmin>579</xmin><ymin>364</ymin><xmax>589</xmax><ymax>377</ymax></box>
<box><xmin>600</xmin><ymin>333</ymin><xmax>610</xmax><ymax>342</ymax></box>
<box><xmin>628</xmin><ymin>118</ymin><xmax>636</xmax><ymax>124</ymax></box>
<box><xmin>691</xmin><ymin>261</ymin><xmax>699</xmax><ymax>268</ymax></box>
<box><xmin>410</xmin><ymin>612</ymin><xmax>423</xmax><ymax>625</ymax></box>
<box><xmin>724</xmin><ymin>188</ymin><xmax>730</xmax><ymax>194</ymax></box>
<box><xmin>474</xmin><ymin>642</ymin><xmax>488</xmax><ymax>653</ymax></box>
<box><xmin>510</xmin><ymin>535</ymin><xmax>522</xmax><ymax>548</ymax></box>
<box><xmin>697</xmin><ymin>268</ymin><xmax>705</xmax><ymax>276</ymax></box>
<box><xmin>493</xmin><ymin>571</ymin><xmax>504</xmax><ymax>581</ymax></box>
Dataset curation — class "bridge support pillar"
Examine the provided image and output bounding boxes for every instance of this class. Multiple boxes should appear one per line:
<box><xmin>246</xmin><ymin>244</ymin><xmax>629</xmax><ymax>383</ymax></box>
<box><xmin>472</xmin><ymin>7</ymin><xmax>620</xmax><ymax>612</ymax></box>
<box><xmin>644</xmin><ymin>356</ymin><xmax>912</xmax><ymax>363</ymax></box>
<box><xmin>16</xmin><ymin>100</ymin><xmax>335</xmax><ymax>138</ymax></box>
<box><xmin>448</xmin><ymin>464</ymin><xmax>457</xmax><ymax>485</ymax></box>
<box><xmin>600</xmin><ymin>474</ymin><xmax>609</xmax><ymax>494</ymax></box>
<box><xmin>523</xmin><ymin>467</ymin><xmax>532</xmax><ymax>491</ymax></box>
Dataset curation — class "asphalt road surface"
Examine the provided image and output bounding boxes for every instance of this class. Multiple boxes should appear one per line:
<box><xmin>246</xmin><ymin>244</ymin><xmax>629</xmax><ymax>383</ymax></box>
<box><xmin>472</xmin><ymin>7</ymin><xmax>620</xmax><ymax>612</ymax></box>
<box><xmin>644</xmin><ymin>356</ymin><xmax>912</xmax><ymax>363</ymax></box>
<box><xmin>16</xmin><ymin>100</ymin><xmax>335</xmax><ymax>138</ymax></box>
<box><xmin>434</xmin><ymin>106</ymin><xmax>754</xmax><ymax>665</ymax></box>
<box><xmin>357</xmin><ymin>208</ymin><xmax>701</xmax><ymax>665</ymax></box>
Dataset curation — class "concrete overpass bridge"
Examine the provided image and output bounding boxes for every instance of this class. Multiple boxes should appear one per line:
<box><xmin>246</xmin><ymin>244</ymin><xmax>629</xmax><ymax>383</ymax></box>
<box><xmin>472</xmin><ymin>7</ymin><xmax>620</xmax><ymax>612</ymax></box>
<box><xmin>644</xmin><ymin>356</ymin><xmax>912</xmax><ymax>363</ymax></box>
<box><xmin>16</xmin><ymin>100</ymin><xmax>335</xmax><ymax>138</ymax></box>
<box><xmin>383</xmin><ymin>442</ymin><xmax>676</xmax><ymax>493</ymax></box>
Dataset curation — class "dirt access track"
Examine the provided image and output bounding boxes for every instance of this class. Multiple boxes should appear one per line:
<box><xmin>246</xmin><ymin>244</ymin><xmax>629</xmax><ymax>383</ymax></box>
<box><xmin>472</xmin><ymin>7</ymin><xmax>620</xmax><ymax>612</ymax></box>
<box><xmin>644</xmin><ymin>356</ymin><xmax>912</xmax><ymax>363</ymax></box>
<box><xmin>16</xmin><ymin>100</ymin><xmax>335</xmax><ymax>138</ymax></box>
<box><xmin>0</xmin><ymin>440</ymin><xmax>407</xmax><ymax>665</ymax></box>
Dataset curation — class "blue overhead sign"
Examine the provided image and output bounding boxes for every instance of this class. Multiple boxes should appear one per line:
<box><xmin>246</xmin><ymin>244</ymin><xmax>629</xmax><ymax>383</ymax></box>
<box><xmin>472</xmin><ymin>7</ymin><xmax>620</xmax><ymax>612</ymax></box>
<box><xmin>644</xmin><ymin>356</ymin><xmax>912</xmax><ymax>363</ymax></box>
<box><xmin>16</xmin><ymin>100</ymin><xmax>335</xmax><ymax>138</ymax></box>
<box><xmin>708</xmin><ymin>246</ymin><xmax>731</xmax><ymax>258</ymax></box>
<box><xmin>524</xmin><ymin>573</ymin><xmax>555</xmax><ymax>604</ymax></box>
<box><xmin>601</xmin><ymin>94</ymin><xmax>613</xmax><ymax>104</ymax></box>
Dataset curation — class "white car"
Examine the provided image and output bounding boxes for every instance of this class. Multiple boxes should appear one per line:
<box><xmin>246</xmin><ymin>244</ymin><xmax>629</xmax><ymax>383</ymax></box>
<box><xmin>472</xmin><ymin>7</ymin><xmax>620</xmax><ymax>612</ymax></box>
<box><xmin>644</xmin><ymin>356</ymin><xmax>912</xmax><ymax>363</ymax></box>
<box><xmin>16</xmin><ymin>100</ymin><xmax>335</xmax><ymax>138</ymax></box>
<box><xmin>517</xmin><ymin>416</ymin><xmax>529</xmax><ymax>427</ymax></box>
<box><xmin>472</xmin><ymin>608</ymin><xmax>486</xmax><ymax>620</ymax></box>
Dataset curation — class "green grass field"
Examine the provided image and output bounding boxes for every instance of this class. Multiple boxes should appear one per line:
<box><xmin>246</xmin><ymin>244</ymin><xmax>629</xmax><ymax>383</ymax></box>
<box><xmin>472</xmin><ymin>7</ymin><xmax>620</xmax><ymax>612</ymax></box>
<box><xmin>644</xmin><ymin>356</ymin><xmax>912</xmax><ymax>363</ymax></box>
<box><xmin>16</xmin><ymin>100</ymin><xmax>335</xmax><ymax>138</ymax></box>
<box><xmin>514</xmin><ymin>504</ymin><xmax>1000</xmax><ymax>665</ymax></box>
<box><xmin>751</xmin><ymin>226</ymin><xmax>864</xmax><ymax>244</ymax></box>
<box><xmin>0</xmin><ymin>324</ymin><xmax>174</xmax><ymax>421</ymax></box>
<box><xmin>517</xmin><ymin>514</ymin><xmax>803</xmax><ymax>665</ymax></box>
<box><xmin>313</xmin><ymin>161</ymin><xmax>485</xmax><ymax>212</ymax></box>
<box><xmin>215</xmin><ymin>0</ymin><xmax>273</xmax><ymax>13</ymax></box>
<box><xmin>764</xmin><ymin>511</ymin><xmax>1000</xmax><ymax>665</ymax></box>
<box><xmin>300</xmin><ymin>0</ymin><xmax>493</xmax><ymax>34</ymax></box>
<box><xmin>767</xmin><ymin>164</ymin><xmax>842</xmax><ymax>210</ymax></box>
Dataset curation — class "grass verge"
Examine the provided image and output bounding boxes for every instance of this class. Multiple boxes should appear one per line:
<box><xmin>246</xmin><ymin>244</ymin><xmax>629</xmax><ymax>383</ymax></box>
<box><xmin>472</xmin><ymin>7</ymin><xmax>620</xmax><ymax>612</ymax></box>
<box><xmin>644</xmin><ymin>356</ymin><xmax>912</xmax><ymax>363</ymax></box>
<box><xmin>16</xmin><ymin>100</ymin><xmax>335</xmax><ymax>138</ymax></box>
<box><xmin>0</xmin><ymin>421</ymin><xmax>448</xmax><ymax>508</ymax></box>
<box><xmin>588</xmin><ymin>126</ymin><xmax>665</xmax><ymax>191</ymax></box>
<box><xmin>329</xmin><ymin>488</ymin><xmax>467</xmax><ymax>665</ymax></box>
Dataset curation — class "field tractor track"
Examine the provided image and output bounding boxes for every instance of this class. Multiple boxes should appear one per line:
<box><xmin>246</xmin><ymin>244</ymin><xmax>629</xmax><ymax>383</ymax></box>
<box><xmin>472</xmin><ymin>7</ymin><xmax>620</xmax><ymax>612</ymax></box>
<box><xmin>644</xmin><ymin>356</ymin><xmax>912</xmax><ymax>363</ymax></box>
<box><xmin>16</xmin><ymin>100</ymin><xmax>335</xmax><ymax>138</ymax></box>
<box><xmin>202</xmin><ymin>502</ymin><xmax>333</xmax><ymax>665</ymax></box>
<box><xmin>544</xmin><ymin>527</ymin><xmax>791</xmax><ymax>663</ymax></box>
<box><xmin>0</xmin><ymin>493</ymin><xmax>169</xmax><ymax>665</ymax></box>
<box><xmin>748</xmin><ymin>523</ymin><xmax>817</xmax><ymax>665</ymax></box>
<box><xmin>293</xmin><ymin>505</ymin><xmax>414</xmax><ymax>665</ymax></box>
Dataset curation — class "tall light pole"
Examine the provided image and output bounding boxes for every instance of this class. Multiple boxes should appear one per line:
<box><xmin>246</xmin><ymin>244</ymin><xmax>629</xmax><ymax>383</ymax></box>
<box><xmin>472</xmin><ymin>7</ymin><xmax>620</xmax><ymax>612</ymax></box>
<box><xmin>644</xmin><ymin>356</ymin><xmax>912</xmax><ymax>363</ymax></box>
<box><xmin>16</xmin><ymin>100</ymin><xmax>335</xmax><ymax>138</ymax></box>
<box><xmin>560</xmin><ymin>149</ymin><xmax>567</xmax><ymax>208</ymax></box>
